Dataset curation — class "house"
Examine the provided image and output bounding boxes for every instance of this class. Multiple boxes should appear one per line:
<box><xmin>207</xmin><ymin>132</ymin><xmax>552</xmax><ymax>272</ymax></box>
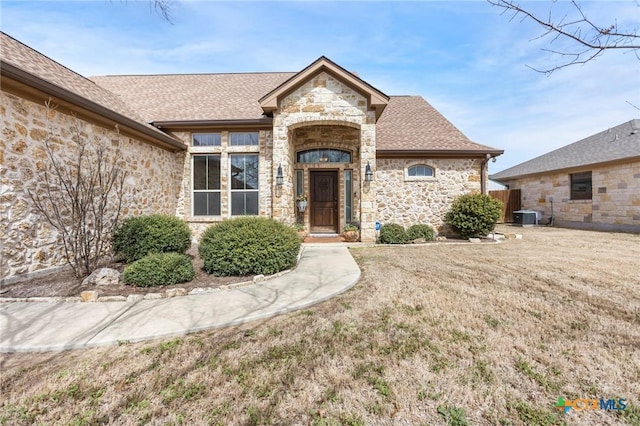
<box><xmin>1</xmin><ymin>32</ymin><xmax>503</xmax><ymax>281</ymax></box>
<box><xmin>491</xmin><ymin>120</ymin><xmax>640</xmax><ymax>232</ymax></box>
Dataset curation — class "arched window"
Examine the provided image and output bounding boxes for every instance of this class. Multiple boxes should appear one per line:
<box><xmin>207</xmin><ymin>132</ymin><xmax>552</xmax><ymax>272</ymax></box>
<box><xmin>296</xmin><ymin>149</ymin><xmax>352</xmax><ymax>163</ymax></box>
<box><xmin>407</xmin><ymin>164</ymin><xmax>434</xmax><ymax>177</ymax></box>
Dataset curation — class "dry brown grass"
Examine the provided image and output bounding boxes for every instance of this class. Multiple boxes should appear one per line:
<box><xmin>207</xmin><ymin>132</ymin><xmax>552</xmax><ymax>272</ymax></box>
<box><xmin>1</xmin><ymin>226</ymin><xmax>639</xmax><ymax>425</ymax></box>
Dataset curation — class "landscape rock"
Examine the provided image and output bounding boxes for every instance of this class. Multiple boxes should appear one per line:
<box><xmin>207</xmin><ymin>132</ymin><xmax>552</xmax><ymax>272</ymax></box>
<box><xmin>127</xmin><ymin>294</ymin><xmax>143</xmax><ymax>303</ymax></box>
<box><xmin>435</xmin><ymin>236</ymin><xmax>447</xmax><ymax>242</ymax></box>
<box><xmin>80</xmin><ymin>290</ymin><xmax>98</xmax><ymax>302</ymax></box>
<box><xmin>468</xmin><ymin>238</ymin><xmax>481</xmax><ymax>243</ymax></box>
<box><xmin>165</xmin><ymin>288</ymin><xmax>187</xmax><ymax>298</ymax></box>
<box><xmin>143</xmin><ymin>293</ymin><xmax>163</xmax><ymax>300</ymax></box>
<box><xmin>82</xmin><ymin>268</ymin><xmax>120</xmax><ymax>286</ymax></box>
<box><xmin>412</xmin><ymin>238</ymin><xmax>427</xmax><ymax>244</ymax></box>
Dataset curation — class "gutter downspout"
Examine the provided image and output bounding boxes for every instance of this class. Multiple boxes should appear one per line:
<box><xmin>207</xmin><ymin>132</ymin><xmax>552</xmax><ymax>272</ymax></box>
<box><xmin>480</xmin><ymin>154</ymin><xmax>490</xmax><ymax>195</ymax></box>
<box><xmin>480</xmin><ymin>153</ymin><xmax>498</xmax><ymax>195</ymax></box>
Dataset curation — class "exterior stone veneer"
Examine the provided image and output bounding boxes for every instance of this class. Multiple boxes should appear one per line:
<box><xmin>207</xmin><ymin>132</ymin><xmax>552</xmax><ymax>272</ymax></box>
<box><xmin>376</xmin><ymin>158</ymin><xmax>483</xmax><ymax>233</ymax></box>
<box><xmin>501</xmin><ymin>161</ymin><xmax>640</xmax><ymax>232</ymax></box>
<box><xmin>272</xmin><ymin>71</ymin><xmax>377</xmax><ymax>241</ymax></box>
<box><xmin>172</xmin><ymin>130</ymin><xmax>273</xmax><ymax>240</ymax></box>
<box><xmin>1</xmin><ymin>91</ymin><xmax>184</xmax><ymax>280</ymax></box>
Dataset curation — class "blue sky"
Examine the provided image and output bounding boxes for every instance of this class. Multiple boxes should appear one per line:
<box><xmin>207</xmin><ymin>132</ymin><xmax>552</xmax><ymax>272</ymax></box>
<box><xmin>2</xmin><ymin>1</ymin><xmax>638</xmax><ymax>175</ymax></box>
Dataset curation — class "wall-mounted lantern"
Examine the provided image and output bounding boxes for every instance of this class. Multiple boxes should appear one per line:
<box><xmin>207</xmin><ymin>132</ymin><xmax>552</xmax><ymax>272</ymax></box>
<box><xmin>275</xmin><ymin>164</ymin><xmax>283</xmax><ymax>186</ymax></box>
<box><xmin>365</xmin><ymin>162</ymin><xmax>373</xmax><ymax>182</ymax></box>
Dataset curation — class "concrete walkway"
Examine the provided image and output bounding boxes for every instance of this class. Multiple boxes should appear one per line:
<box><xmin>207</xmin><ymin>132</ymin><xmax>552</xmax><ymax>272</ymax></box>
<box><xmin>0</xmin><ymin>245</ymin><xmax>360</xmax><ymax>353</ymax></box>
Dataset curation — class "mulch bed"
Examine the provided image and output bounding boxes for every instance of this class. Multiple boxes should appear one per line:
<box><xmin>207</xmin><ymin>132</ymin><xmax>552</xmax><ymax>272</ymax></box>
<box><xmin>0</xmin><ymin>247</ymin><xmax>252</xmax><ymax>299</ymax></box>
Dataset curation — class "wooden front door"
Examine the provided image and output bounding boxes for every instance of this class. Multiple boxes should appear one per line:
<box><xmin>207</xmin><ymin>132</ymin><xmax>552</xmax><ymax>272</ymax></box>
<box><xmin>310</xmin><ymin>171</ymin><xmax>338</xmax><ymax>233</ymax></box>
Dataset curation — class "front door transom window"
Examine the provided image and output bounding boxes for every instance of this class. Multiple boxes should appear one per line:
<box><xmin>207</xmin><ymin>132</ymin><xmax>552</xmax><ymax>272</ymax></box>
<box><xmin>296</xmin><ymin>149</ymin><xmax>351</xmax><ymax>163</ymax></box>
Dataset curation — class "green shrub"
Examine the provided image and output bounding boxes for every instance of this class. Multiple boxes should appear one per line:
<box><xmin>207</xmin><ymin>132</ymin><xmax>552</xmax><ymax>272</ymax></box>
<box><xmin>445</xmin><ymin>193</ymin><xmax>503</xmax><ymax>238</ymax></box>
<box><xmin>199</xmin><ymin>218</ymin><xmax>301</xmax><ymax>276</ymax></box>
<box><xmin>378</xmin><ymin>223</ymin><xmax>409</xmax><ymax>244</ymax></box>
<box><xmin>123</xmin><ymin>252</ymin><xmax>195</xmax><ymax>287</ymax></box>
<box><xmin>112</xmin><ymin>214</ymin><xmax>192</xmax><ymax>262</ymax></box>
<box><xmin>406</xmin><ymin>224</ymin><xmax>435</xmax><ymax>241</ymax></box>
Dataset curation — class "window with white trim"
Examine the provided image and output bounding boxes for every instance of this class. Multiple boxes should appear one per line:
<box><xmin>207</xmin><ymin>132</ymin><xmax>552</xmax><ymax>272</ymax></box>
<box><xmin>192</xmin><ymin>155</ymin><xmax>221</xmax><ymax>216</ymax></box>
<box><xmin>230</xmin><ymin>154</ymin><xmax>259</xmax><ymax>215</ymax></box>
<box><xmin>408</xmin><ymin>164</ymin><xmax>434</xmax><ymax>177</ymax></box>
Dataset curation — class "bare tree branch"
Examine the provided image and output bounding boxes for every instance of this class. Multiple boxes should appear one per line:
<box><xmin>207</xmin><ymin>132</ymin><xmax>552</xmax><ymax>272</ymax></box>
<box><xmin>28</xmin><ymin>101</ymin><xmax>126</xmax><ymax>277</ymax></box>
<box><xmin>488</xmin><ymin>0</ymin><xmax>640</xmax><ymax>74</ymax></box>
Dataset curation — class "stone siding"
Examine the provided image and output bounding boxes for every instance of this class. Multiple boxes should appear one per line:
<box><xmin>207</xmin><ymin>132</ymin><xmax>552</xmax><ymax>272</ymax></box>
<box><xmin>272</xmin><ymin>71</ymin><xmax>377</xmax><ymax>240</ymax></box>
<box><xmin>1</xmin><ymin>91</ymin><xmax>184</xmax><ymax>281</ymax></box>
<box><xmin>376</xmin><ymin>158</ymin><xmax>483</xmax><ymax>234</ymax></box>
<box><xmin>503</xmin><ymin>161</ymin><xmax>640</xmax><ymax>231</ymax></box>
<box><xmin>172</xmin><ymin>130</ymin><xmax>274</xmax><ymax>240</ymax></box>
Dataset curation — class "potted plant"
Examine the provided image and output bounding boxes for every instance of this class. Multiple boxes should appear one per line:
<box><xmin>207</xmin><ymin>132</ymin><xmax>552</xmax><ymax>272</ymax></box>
<box><xmin>343</xmin><ymin>221</ymin><xmax>360</xmax><ymax>242</ymax></box>
<box><xmin>296</xmin><ymin>194</ymin><xmax>308</xmax><ymax>212</ymax></box>
<box><xmin>293</xmin><ymin>223</ymin><xmax>307</xmax><ymax>242</ymax></box>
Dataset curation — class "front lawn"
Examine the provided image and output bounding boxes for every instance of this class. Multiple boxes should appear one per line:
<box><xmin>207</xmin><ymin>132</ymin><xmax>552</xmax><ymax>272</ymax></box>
<box><xmin>1</xmin><ymin>226</ymin><xmax>638</xmax><ymax>425</ymax></box>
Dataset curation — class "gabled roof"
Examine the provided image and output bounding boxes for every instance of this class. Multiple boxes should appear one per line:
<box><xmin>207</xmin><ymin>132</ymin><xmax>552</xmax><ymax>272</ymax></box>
<box><xmin>491</xmin><ymin>119</ymin><xmax>640</xmax><ymax>181</ymax></box>
<box><xmin>376</xmin><ymin>96</ymin><xmax>502</xmax><ymax>155</ymax></box>
<box><xmin>0</xmin><ymin>32</ymin><xmax>184</xmax><ymax>151</ymax></box>
<box><xmin>258</xmin><ymin>56</ymin><xmax>389</xmax><ymax>120</ymax></box>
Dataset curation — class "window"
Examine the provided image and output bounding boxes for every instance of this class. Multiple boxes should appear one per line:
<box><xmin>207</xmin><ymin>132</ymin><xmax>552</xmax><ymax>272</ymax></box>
<box><xmin>192</xmin><ymin>155</ymin><xmax>221</xmax><ymax>215</ymax></box>
<box><xmin>408</xmin><ymin>164</ymin><xmax>434</xmax><ymax>177</ymax></box>
<box><xmin>344</xmin><ymin>170</ymin><xmax>353</xmax><ymax>222</ymax></box>
<box><xmin>295</xmin><ymin>170</ymin><xmax>304</xmax><ymax>199</ymax></box>
<box><xmin>296</xmin><ymin>149</ymin><xmax>351</xmax><ymax>163</ymax></box>
<box><xmin>230</xmin><ymin>154</ymin><xmax>259</xmax><ymax>215</ymax></box>
<box><xmin>570</xmin><ymin>171</ymin><xmax>592</xmax><ymax>200</ymax></box>
<box><xmin>192</xmin><ymin>133</ymin><xmax>221</xmax><ymax>146</ymax></box>
<box><xmin>229</xmin><ymin>132</ymin><xmax>259</xmax><ymax>146</ymax></box>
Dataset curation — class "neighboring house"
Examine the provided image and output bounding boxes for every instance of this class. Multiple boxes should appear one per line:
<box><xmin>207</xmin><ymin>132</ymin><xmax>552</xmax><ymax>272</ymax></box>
<box><xmin>1</xmin><ymin>32</ymin><xmax>502</xmax><ymax>281</ymax></box>
<box><xmin>491</xmin><ymin>120</ymin><xmax>640</xmax><ymax>232</ymax></box>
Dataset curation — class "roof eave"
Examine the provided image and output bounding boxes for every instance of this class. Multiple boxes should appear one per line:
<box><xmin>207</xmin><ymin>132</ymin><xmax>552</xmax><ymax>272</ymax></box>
<box><xmin>1</xmin><ymin>60</ymin><xmax>186</xmax><ymax>152</ymax></box>
<box><xmin>152</xmin><ymin>118</ymin><xmax>274</xmax><ymax>130</ymax></box>
<box><xmin>377</xmin><ymin>149</ymin><xmax>504</xmax><ymax>158</ymax></box>
<box><xmin>490</xmin><ymin>155</ymin><xmax>640</xmax><ymax>182</ymax></box>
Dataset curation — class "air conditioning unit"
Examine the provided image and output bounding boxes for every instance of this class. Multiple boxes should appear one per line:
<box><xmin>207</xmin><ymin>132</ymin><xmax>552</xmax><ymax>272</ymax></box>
<box><xmin>513</xmin><ymin>210</ymin><xmax>537</xmax><ymax>226</ymax></box>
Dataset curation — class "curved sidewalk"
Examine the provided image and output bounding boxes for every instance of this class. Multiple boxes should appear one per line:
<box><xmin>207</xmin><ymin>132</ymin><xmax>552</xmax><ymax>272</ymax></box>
<box><xmin>0</xmin><ymin>245</ymin><xmax>360</xmax><ymax>353</ymax></box>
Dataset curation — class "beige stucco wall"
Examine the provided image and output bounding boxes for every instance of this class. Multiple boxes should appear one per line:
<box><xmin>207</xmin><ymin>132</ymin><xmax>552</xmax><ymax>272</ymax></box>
<box><xmin>376</xmin><ymin>158</ymin><xmax>483</xmax><ymax>234</ymax></box>
<box><xmin>272</xmin><ymin>71</ymin><xmax>378</xmax><ymax>240</ymax></box>
<box><xmin>502</xmin><ymin>161</ymin><xmax>640</xmax><ymax>232</ymax></box>
<box><xmin>1</xmin><ymin>91</ymin><xmax>184</xmax><ymax>281</ymax></box>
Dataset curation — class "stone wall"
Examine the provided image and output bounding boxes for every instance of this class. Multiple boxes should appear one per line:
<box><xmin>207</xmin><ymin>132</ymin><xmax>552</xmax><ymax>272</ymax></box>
<box><xmin>1</xmin><ymin>91</ymin><xmax>184</xmax><ymax>281</ymax></box>
<box><xmin>502</xmin><ymin>161</ymin><xmax>640</xmax><ymax>231</ymax></box>
<box><xmin>171</xmin><ymin>130</ymin><xmax>274</xmax><ymax>240</ymax></box>
<box><xmin>376</xmin><ymin>158</ymin><xmax>483</xmax><ymax>234</ymax></box>
<box><xmin>272</xmin><ymin>71</ymin><xmax>377</xmax><ymax>240</ymax></box>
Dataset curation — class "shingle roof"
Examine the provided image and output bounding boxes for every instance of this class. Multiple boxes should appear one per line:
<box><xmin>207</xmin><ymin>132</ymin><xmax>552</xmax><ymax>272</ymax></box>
<box><xmin>491</xmin><ymin>120</ymin><xmax>640</xmax><ymax>181</ymax></box>
<box><xmin>0</xmin><ymin>32</ymin><xmax>175</xmax><ymax>144</ymax></box>
<box><xmin>91</xmin><ymin>73</ymin><xmax>295</xmax><ymax>122</ymax></box>
<box><xmin>93</xmin><ymin>74</ymin><xmax>500</xmax><ymax>153</ymax></box>
<box><xmin>376</xmin><ymin>96</ymin><xmax>500</xmax><ymax>153</ymax></box>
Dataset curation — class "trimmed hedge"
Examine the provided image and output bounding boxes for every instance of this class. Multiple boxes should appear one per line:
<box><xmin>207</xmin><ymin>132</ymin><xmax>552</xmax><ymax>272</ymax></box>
<box><xmin>406</xmin><ymin>224</ymin><xmax>435</xmax><ymax>241</ymax></box>
<box><xmin>112</xmin><ymin>214</ymin><xmax>192</xmax><ymax>262</ymax></box>
<box><xmin>123</xmin><ymin>252</ymin><xmax>195</xmax><ymax>287</ymax></box>
<box><xmin>199</xmin><ymin>218</ymin><xmax>301</xmax><ymax>276</ymax></box>
<box><xmin>378</xmin><ymin>223</ymin><xmax>409</xmax><ymax>244</ymax></box>
<box><xmin>445</xmin><ymin>193</ymin><xmax>503</xmax><ymax>238</ymax></box>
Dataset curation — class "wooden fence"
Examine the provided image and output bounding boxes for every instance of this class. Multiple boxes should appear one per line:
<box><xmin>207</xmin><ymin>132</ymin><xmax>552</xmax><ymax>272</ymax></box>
<box><xmin>489</xmin><ymin>189</ymin><xmax>521</xmax><ymax>223</ymax></box>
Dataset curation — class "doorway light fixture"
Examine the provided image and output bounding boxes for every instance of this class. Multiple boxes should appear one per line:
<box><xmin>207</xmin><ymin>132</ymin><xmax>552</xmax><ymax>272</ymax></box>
<box><xmin>365</xmin><ymin>162</ymin><xmax>373</xmax><ymax>182</ymax></box>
